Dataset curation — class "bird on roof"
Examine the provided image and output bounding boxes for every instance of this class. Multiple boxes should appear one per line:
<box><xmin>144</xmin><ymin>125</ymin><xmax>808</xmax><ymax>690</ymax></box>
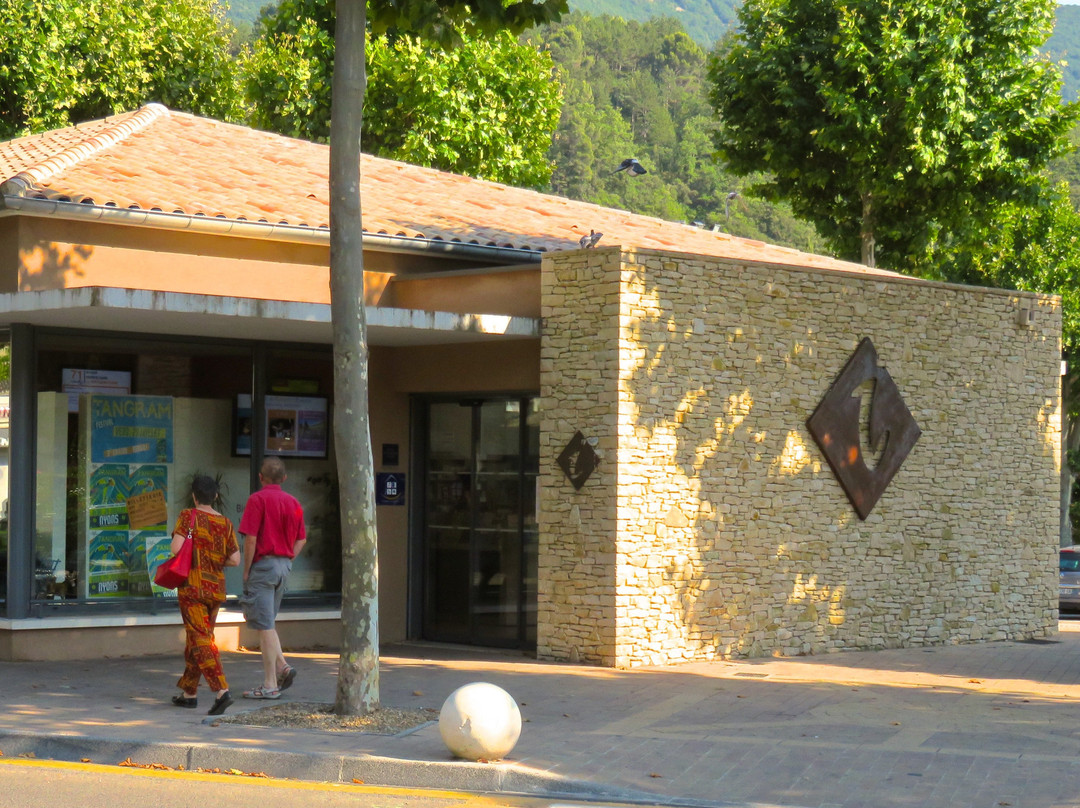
<box><xmin>612</xmin><ymin>158</ymin><xmax>647</xmax><ymax>176</ymax></box>
<box><xmin>579</xmin><ymin>229</ymin><xmax>603</xmax><ymax>248</ymax></box>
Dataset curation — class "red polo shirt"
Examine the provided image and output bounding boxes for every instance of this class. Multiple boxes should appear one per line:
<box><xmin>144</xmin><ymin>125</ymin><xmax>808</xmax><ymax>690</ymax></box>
<box><xmin>239</xmin><ymin>483</ymin><xmax>306</xmax><ymax>563</ymax></box>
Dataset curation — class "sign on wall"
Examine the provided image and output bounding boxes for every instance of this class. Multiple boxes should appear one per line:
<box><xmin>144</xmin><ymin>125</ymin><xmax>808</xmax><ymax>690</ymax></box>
<box><xmin>62</xmin><ymin>368</ymin><xmax>131</xmax><ymax>413</ymax></box>
<box><xmin>806</xmin><ymin>338</ymin><xmax>921</xmax><ymax>520</ymax></box>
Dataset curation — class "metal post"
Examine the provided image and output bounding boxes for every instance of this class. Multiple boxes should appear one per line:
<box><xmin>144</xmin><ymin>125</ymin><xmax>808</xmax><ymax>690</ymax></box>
<box><xmin>6</xmin><ymin>324</ymin><xmax>35</xmax><ymax>618</ymax></box>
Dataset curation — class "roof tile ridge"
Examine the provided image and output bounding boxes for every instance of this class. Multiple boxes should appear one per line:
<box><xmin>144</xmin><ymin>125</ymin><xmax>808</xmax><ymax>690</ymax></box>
<box><xmin>1</xmin><ymin>104</ymin><xmax>170</xmax><ymax>196</ymax></box>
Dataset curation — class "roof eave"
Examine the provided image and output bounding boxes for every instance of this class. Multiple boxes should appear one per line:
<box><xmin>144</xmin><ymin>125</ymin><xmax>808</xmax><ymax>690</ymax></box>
<box><xmin>0</xmin><ymin>193</ymin><xmax>543</xmax><ymax>264</ymax></box>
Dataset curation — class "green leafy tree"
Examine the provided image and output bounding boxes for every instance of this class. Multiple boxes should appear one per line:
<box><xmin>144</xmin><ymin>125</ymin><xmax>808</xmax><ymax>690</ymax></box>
<box><xmin>935</xmin><ymin>184</ymin><xmax>1080</xmax><ymax>542</ymax></box>
<box><xmin>365</xmin><ymin>31</ymin><xmax>559</xmax><ymax>186</ymax></box>
<box><xmin>245</xmin><ymin>1</ymin><xmax>561</xmax><ymax>185</ymax></box>
<box><xmin>0</xmin><ymin>0</ymin><xmax>243</xmax><ymax>139</ymax></box>
<box><xmin>708</xmin><ymin>0</ymin><xmax>1078</xmax><ymax>269</ymax></box>
<box><xmin>327</xmin><ymin>0</ymin><xmax>566</xmax><ymax>717</ymax></box>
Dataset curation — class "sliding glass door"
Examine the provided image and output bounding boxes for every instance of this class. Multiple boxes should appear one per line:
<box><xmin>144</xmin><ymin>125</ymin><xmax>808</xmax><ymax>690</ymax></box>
<box><xmin>420</xmin><ymin>397</ymin><xmax>537</xmax><ymax>648</ymax></box>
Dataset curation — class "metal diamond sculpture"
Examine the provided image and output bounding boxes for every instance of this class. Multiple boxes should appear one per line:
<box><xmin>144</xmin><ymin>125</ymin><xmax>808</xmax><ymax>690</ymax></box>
<box><xmin>557</xmin><ymin>431</ymin><xmax>600</xmax><ymax>491</ymax></box>
<box><xmin>807</xmin><ymin>338</ymin><xmax>921</xmax><ymax>520</ymax></box>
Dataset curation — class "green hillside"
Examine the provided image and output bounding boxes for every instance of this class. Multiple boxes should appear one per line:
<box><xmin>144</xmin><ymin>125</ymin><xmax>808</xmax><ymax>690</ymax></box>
<box><xmin>566</xmin><ymin>0</ymin><xmax>738</xmax><ymax>45</ymax></box>
<box><xmin>223</xmin><ymin>1</ymin><xmax>1080</xmax><ymax>69</ymax></box>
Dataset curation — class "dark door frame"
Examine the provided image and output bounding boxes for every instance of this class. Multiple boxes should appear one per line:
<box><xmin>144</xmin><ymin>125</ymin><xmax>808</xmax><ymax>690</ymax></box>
<box><xmin>408</xmin><ymin>392</ymin><xmax>537</xmax><ymax>650</ymax></box>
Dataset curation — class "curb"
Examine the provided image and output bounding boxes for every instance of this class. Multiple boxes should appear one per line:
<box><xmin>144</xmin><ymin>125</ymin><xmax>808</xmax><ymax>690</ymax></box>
<box><xmin>0</xmin><ymin>729</ymin><xmax>686</xmax><ymax>804</ymax></box>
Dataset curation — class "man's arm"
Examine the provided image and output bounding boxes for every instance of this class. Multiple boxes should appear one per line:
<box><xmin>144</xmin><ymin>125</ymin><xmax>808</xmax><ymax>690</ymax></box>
<box><xmin>292</xmin><ymin>538</ymin><xmax>307</xmax><ymax>558</ymax></box>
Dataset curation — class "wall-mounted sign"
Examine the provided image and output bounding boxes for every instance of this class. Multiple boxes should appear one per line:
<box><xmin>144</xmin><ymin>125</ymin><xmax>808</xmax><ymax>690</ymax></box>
<box><xmin>266</xmin><ymin>395</ymin><xmax>328</xmax><ymax>458</ymax></box>
<box><xmin>376</xmin><ymin>472</ymin><xmax>405</xmax><ymax>505</ymax></box>
<box><xmin>806</xmin><ymin>338</ymin><xmax>921</xmax><ymax>520</ymax></box>
<box><xmin>63</xmin><ymin>368</ymin><xmax>131</xmax><ymax>413</ymax></box>
<box><xmin>557</xmin><ymin>431</ymin><xmax>600</xmax><ymax>490</ymax></box>
<box><xmin>234</xmin><ymin>394</ymin><xmax>329</xmax><ymax>458</ymax></box>
<box><xmin>126</xmin><ymin>488</ymin><xmax>169</xmax><ymax>531</ymax></box>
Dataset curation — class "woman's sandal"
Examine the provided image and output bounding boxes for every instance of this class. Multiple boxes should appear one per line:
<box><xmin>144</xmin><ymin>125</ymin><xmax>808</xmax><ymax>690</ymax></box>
<box><xmin>242</xmin><ymin>685</ymin><xmax>281</xmax><ymax>700</ymax></box>
<box><xmin>171</xmin><ymin>693</ymin><xmax>197</xmax><ymax>708</ymax></box>
<box><xmin>207</xmin><ymin>690</ymin><xmax>234</xmax><ymax>716</ymax></box>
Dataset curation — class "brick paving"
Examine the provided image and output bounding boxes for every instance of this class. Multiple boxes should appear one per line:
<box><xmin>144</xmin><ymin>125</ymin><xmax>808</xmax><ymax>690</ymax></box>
<box><xmin>4</xmin><ymin>624</ymin><xmax>1080</xmax><ymax>807</ymax></box>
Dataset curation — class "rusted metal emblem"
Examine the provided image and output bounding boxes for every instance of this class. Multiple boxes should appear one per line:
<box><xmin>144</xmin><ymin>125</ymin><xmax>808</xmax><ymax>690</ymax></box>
<box><xmin>557</xmin><ymin>431</ymin><xmax>600</xmax><ymax>490</ymax></box>
<box><xmin>807</xmin><ymin>338</ymin><xmax>920</xmax><ymax>519</ymax></box>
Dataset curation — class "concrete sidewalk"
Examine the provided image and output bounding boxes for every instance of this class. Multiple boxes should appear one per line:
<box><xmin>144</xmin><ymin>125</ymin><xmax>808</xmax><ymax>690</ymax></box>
<box><xmin>5</xmin><ymin>624</ymin><xmax>1080</xmax><ymax>808</ymax></box>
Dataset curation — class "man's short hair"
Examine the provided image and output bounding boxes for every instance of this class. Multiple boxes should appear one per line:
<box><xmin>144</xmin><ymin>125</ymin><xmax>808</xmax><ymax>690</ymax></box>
<box><xmin>260</xmin><ymin>455</ymin><xmax>286</xmax><ymax>483</ymax></box>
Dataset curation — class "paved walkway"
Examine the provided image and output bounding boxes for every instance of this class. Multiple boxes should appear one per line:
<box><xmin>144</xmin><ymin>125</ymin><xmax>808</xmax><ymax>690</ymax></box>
<box><xmin>5</xmin><ymin>624</ymin><xmax>1080</xmax><ymax>808</ymax></box>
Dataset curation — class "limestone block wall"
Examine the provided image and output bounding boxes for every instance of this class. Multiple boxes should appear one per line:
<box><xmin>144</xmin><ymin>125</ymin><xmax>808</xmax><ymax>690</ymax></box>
<box><xmin>538</xmin><ymin>248</ymin><xmax>622</xmax><ymax>665</ymax></box>
<box><xmin>539</xmin><ymin>246</ymin><xmax>1061</xmax><ymax>668</ymax></box>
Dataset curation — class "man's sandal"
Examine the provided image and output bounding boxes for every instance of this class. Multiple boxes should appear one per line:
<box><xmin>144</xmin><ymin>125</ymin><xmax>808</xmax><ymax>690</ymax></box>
<box><xmin>277</xmin><ymin>665</ymin><xmax>297</xmax><ymax>691</ymax></box>
<box><xmin>242</xmin><ymin>685</ymin><xmax>281</xmax><ymax>699</ymax></box>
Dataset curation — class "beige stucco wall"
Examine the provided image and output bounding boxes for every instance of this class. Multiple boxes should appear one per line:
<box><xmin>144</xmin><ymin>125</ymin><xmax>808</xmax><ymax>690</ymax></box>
<box><xmin>539</xmin><ymin>247</ymin><xmax>1061</xmax><ymax>668</ymax></box>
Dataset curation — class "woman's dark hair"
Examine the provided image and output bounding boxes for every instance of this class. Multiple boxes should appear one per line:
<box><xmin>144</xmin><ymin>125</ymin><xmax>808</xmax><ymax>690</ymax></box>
<box><xmin>191</xmin><ymin>474</ymin><xmax>220</xmax><ymax>506</ymax></box>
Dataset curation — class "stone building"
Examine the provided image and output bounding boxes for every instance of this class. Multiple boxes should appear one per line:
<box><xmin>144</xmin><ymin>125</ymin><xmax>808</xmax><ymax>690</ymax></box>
<box><xmin>0</xmin><ymin>105</ymin><xmax>1061</xmax><ymax>664</ymax></box>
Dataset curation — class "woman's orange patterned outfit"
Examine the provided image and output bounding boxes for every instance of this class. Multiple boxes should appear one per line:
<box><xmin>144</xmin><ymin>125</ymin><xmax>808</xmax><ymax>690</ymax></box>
<box><xmin>175</xmin><ymin>508</ymin><xmax>240</xmax><ymax>695</ymax></box>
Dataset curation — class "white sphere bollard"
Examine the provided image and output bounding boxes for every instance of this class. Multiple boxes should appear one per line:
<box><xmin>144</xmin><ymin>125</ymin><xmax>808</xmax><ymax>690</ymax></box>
<box><xmin>439</xmin><ymin>682</ymin><xmax>522</xmax><ymax>761</ymax></box>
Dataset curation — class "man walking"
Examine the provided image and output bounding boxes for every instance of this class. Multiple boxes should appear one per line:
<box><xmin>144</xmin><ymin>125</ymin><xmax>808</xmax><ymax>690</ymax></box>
<box><xmin>240</xmin><ymin>455</ymin><xmax>307</xmax><ymax>699</ymax></box>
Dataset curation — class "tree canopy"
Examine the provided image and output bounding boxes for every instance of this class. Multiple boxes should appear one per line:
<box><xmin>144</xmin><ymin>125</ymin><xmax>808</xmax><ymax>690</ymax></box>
<box><xmin>708</xmin><ymin>0</ymin><xmax>1079</xmax><ymax>269</ymax></box>
<box><xmin>244</xmin><ymin>0</ymin><xmax>561</xmax><ymax>185</ymax></box>
<box><xmin>0</xmin><ymin>0</ymin><xmax>243</xmax><ymax>140</ymax></box>
<box><xmin>533</xmin><ymin>12</ymin><xmax>824</xmax><ymax>251</ymax></box>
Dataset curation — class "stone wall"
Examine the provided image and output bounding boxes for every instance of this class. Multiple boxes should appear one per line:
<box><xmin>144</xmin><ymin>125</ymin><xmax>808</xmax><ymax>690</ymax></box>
<box><xmin>539</xmin><ymin>247</ymin><xmax>1061</xmax><ymax>668</ymax></box>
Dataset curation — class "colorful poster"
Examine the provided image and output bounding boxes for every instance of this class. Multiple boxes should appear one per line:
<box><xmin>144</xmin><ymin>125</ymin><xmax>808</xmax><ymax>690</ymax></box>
<box><xmin>89</xmin><ymin>395</ymin><xmax>173</xmax><ymax>464</ymax></box>
<box><xmin>87</xmin><ymin>530</ymin><xmax>130</xmax><ymax>597</ymax></box>
<box><xmin>85</xmin><ymin>463</ymin><xmax>169</xmax><ymax>599</ymax></box>
<box><xmin>264</xmin><ymin>395</ymin><xmax>328</xmax><ymax>458</ymax></box>
<box><xmin>143</xmin><ymin>532</ymin><xmax>177</xmax><ymax>598</ymax></box>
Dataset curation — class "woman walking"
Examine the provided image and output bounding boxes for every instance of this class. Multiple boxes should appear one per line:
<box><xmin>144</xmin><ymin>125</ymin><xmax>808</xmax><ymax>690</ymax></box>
<box><xmin>171</xmin><ymin>474</ymin><xmax>240</xmax><ymax>715</ymax></box>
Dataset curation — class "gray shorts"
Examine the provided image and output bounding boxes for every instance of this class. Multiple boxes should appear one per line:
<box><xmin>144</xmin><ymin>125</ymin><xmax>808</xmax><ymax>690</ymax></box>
<box><xmin>240</xmin><ymin>556</ymin><xmax>292</xmax><ymax>631</ymax></box>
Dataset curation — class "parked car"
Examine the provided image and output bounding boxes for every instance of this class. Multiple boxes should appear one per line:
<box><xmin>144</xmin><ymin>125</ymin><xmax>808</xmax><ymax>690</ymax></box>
<box><xmin>1060</xmin><ymin>547</ymin><xmax>1080</xmax><ymax>612</ymax></box>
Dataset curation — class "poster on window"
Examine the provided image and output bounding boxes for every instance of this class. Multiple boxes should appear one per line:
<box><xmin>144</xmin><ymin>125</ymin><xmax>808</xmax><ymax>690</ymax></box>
<box><xmin>89</xmin><ymin>395</ymin><xmax>174</xmax><ymax>464</ymax></box>
<box><xmin>264</xmin><ymin>395</ymin><xmax>328</xmax><ymax>458</ymax></box>
<box><xmin>83</xmin><ymin>410</ymin><xmax>170</xmax><ymax>600</ymax></box>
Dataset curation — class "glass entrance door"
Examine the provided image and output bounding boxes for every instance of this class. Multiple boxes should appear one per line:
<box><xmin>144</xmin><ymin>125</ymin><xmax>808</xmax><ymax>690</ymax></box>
<box><xmin>421</xmin><ymin>397</ymin><xmax>537</xmax><ymax>648</ymax></box>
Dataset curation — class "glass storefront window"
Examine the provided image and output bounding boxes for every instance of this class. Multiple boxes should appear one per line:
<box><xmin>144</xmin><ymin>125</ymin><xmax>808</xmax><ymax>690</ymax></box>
<box><xmin>264</xmin><ymin>348</ymin><xmax>338</xmax><ymax>595</ymax></box>
<box><xmin>33</xmin><ymin>335</ymin><xmax>253</xmax><ymax>604</ymax></box>
<box><xmin>31</xmin><ymin>334</ymin><xmax>340</xmax><ymax>606</ymax></box>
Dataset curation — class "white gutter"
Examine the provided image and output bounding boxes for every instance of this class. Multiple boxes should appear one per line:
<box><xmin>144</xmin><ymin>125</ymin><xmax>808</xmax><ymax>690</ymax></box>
<box><xmin>0</xmin><ymin>192</ymin><xmax>543</xmax><ymax>264</ymax></box>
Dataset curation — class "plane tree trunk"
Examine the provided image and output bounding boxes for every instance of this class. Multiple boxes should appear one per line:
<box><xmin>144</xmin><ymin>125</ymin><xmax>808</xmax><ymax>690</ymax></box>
<box><xmin>330</xmin><ymin>0</ymin><xmax>380</xmax><ymax>715</ymax></box>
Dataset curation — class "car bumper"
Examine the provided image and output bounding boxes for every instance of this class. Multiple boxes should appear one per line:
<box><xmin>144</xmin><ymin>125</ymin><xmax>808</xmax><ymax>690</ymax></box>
<box><xmin>1060</xmin><ymin>585</ymin><xmax>1080</xmax><ymax>609</ymax></box>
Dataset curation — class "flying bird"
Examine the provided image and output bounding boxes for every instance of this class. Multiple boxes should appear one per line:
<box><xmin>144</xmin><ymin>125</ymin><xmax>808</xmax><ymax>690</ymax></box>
<box><xmin>725</xmin><ymin>191</ymin><xmax>739</xmax><ymax>220</ymax></box>
<box><xmin>612</xmin><ymin>158</ymin><xmax>647</xmax><ymax>176</ymax></box>
<box><xmin>579</xmin><ymin>229</ymin><xmax>603</xmax><ymax>249</ymax></box>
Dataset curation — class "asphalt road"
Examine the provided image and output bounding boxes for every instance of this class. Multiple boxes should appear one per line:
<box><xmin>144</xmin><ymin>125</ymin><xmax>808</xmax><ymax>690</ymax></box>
<box><xmin>0</xmin><ymin>758</ymin><xmax>496</xmax><ymax>808</ymax></box>
<box><xmin>0</xmin><ymin>759</ymin><xmax>677</xmax><ymax>808</ymax></box>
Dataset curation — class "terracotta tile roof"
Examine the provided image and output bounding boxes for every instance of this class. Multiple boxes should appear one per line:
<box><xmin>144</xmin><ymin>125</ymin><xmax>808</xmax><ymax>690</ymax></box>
<box><xmin>0</xmin><ymin>105</ymin><xmax>897</xmax><ymax>277</ymax></box>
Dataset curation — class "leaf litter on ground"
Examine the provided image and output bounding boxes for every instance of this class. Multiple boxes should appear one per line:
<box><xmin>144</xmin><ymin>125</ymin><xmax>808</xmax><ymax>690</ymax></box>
<box><xmin>216</xmin><ymin>702</ymin><xmax>437</xmax><ymax>734</ymax></box>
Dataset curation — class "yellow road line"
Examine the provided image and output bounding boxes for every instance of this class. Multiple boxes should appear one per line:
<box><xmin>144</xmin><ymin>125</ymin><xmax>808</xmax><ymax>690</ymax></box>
<box><xmin>0</xmin><ymin>757</ymin><xmax>483</xmax><ymax>799</ymax></box>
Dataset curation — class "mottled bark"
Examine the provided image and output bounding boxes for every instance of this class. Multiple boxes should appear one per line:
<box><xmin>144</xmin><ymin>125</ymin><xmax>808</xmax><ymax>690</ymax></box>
<box><xmin>860</xmin><ymin>191</ymin><xmax>876</xmax><ymax>268</ymax></box>
<box><xmin>330</xmin><ymin>0</ymin><xmax>380</xmax><ymax>715</ymax></box>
